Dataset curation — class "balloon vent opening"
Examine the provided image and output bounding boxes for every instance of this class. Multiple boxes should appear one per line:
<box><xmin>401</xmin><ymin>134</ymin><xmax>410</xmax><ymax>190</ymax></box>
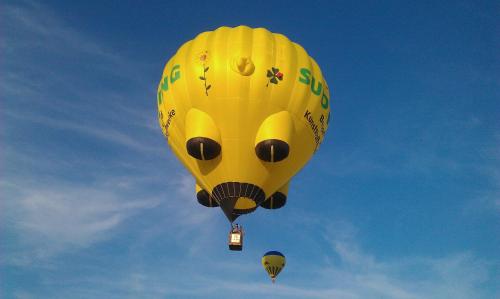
<box><xmin>261</xmin><ymin>192</ymin><xmax>287</xmax><ymax>209</ymax></box>
<box><xmin>211</xmin><ymin>182</ymin><xmax>265</xmax><ymax>221</ymax></box>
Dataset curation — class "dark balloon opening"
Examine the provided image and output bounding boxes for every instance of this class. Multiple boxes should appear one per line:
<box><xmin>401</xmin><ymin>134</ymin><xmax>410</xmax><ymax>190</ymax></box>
<box><xmin>186</xmin><ymin>137</ymin><xmax>221</xmax><ymax>160</ymax></box>
<box><xmin>260</xmin><ymin>191</ymin><xmax>287</xmax><ymax>209</ymax></box>
<box><xmin>211</xmin><ymin>182</ymin><xmax>266</xmax><ymax>222</ymax></box>
<box><xmin>196</xmin><ymin>189</ymin><xmax>219</xmax><ymax>207</ymax></box>
<box><xmin>255</xmin><ymin>139</ymin><xmax>289</xmax><ymax>162</ymax></box>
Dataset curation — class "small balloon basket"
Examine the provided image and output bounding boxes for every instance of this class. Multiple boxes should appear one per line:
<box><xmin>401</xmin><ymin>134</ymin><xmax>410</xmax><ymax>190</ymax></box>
<box><xmin>228</xmin><ymin>224</ymin><xmax>243</xmax><ymax>251</ymax></box>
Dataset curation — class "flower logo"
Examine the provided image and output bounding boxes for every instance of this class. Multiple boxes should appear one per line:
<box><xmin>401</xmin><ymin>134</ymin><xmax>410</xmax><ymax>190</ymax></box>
<box><xmin>200</xmin><ymin>52</ymin><xmax>208</xmax><ymax>62</ymax></box>
<box><xmin>198</xmin><ymin>51</ymin><xmax>211</xmax><ymax>96</ymax></box>
<box><xmin>266</xmin><ymin>67</ymin><xmax>283</xmax><ymax>87</ymax></box>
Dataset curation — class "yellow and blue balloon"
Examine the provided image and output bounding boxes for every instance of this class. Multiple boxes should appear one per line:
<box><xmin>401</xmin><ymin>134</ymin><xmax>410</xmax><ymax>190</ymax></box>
<box><xmin>262</xmin><ymin>251</ymin><xmax>286</xmax><ymax>283</ymax></box>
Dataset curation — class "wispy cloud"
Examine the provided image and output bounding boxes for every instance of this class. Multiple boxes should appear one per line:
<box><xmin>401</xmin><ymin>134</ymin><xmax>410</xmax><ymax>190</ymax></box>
<box><xmin>0</xmin><ymin>1</ymin><xmax>156</xmax><ymax>139</ymax></box>
<box><xmin>0</xmin><ymin>1</ymin><xmax>206</xmax><ymax>269</ymax></box>
<box><xmin>1</xmin><ymin>2</ymin><xmax>498</xmax><ymax>299</ymax></box>
<box><xmin>201</xmin><ymin>221</ymin><xmax>496</xmax><ymax>299</ymax></box>
<box><xmin>1</xmin><ymin>0</ymin><xmax>159</xmax><ymax>153</ymax></box>
<box><xmin>457</xmin><ymin>132</ymin><xmax>500</xmax><ymax>216</ymax></box>
<box><xmin>1</xmin><ymin>178</ymin><xmax>160</xmax><ymax>264</ymax></box>
<box><xmin>1</xmin><ymin>0</ymin><xmax>131</xmax><ymax>77</ymax></box>
<box><xmin>3</xmin><ymin>108</ymin><xmax>161</xmax><ymax>154</ymax></box>
<box><xmin>314</xmin><ymin>222</ymin><xmax>496</xmax><ymax>299</ymax></box>
<box><xmin>124</xmin><ymin>173</ymin><xmax>223</xmax><ymax>259</ymax></box>
<box><xmin>1</xmin><ymin>166</ymin><xmax>220</xmax><ymax>267</ymax></box>
<box><xmin>318</xmin><ymin>111</ymin><xmax>495</xmax><ymax>179</ymax></box>
<box><xmin>51</xmin><ymin>217</ymin><xmax>496</xmax><ymax>299</ymax></box>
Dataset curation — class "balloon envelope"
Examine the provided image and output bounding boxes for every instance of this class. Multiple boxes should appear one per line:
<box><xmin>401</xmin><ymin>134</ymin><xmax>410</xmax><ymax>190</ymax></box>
<box><xmin>157</xmin><ymin>26</ymin><xmax>331</xmax><ymax>221</ymax></box>
<box><xmin>262</xmin><ymin>251</ymin><xmax>286</xmax><ymax>282</ymax></box>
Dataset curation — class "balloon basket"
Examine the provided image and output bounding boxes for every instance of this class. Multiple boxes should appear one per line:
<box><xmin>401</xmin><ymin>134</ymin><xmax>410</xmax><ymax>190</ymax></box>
<box><xmin>228</xmin><ymin>224</ymin><xmax>243</xmax><ymax>251</ymax></box>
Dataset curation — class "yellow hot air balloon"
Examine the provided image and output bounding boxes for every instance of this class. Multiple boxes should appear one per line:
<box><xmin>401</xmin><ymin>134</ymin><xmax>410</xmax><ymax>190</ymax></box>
<box><xmin>157</xmin><ymin>26</ymin><xmax>331</xmax><ymax>223</ymax></box>
<box><xmin>262</xmin><ymin>251</ymin><xmax>286</xmax><ymax>283</ymax></box>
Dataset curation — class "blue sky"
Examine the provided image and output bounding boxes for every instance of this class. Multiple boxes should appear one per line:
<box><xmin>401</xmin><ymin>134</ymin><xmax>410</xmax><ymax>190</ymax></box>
<box><xmin>1</xmin><ymin>0</ymin><xmax>499</xmax><ymax>298</ymax></box>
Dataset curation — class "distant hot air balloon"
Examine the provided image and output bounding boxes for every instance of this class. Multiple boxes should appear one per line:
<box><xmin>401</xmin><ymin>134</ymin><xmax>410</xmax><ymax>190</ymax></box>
<box><xmin>157</xmin><ymin>25</ymin><xmax>331</xmax><ymax>227</ymax></box>
<box><xmin>262</xmin><ymin>251</ymin><xmax>286</xmax><ymax>283</ymax></box>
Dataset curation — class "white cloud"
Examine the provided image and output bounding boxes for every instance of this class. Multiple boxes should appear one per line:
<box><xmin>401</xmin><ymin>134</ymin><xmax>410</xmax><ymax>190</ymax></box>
<box><xmin>12</xmin><ymin>290</ymin><xmax>36</xmax><ymax>299</ymax></box>
<box><xmin>3</xmin><ymin>109</ymin><xmax>161</xmax><ymax>154</ymax></box>
<box><xmin>54</xmin><ymin>217</ymin><xmax>496</xmax><ymax>299</ymax></box>
<box><xmin>123</xmin><ymin>173</ymin><xmax>223</xmax><ymax>259</ymax></box>
<box><xmin>1</xmin><ymin>0</ymin><xmax>122</xmax><ymax>68</ymax></box>
<box><xmin>1</xmin><ymin>0</ymin><xmax>155</xmax><ymax>125</ymax></box>
<box><xmin>16</xmin><ymin>189</ymin><xmax>154</xmax><ymax>244</ymax></box>
<box><xmin>0</xmin><ymin>163</ymin><xmax>222</xmax><ymax>265</ymax></box>
<box><xmin>463</xmin><ymin>133</ymin><xmax>500</xmax><ymax>214</ymax></box>
<box><xmin>295</xmin><ymin>222</ymin><xmax>497</xmax><ymax>299</ymax></box>
<box><xmin>0</xmin><ymin>0</ymin><xmax>212</xmax><ymax>263</ymax></box>
<box><xmin>1</xmin><ymin>2</ymin><xmax>497</xmax><ymax>298</ymax></box>
<box><xmin>1</xmin><ymin>179</ymin><xmax>160</xmax><ymax>264</ymax></box>
<box><xmin>1</xmin><ymin>1</ymin><xmax>162</xmax><ymax>161</ymax></box>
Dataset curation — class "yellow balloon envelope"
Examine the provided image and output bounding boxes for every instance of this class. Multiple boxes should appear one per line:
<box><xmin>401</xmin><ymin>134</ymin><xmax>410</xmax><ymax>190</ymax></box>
<box><xmin>262</xmin><ymin>251</ymin><xmax>286</xmax><ymax>283</ymax></box>
<box><xmin>157</xmin><ymin>26</ymin><xmax>331</xmax><ymax>221</ymax></box>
